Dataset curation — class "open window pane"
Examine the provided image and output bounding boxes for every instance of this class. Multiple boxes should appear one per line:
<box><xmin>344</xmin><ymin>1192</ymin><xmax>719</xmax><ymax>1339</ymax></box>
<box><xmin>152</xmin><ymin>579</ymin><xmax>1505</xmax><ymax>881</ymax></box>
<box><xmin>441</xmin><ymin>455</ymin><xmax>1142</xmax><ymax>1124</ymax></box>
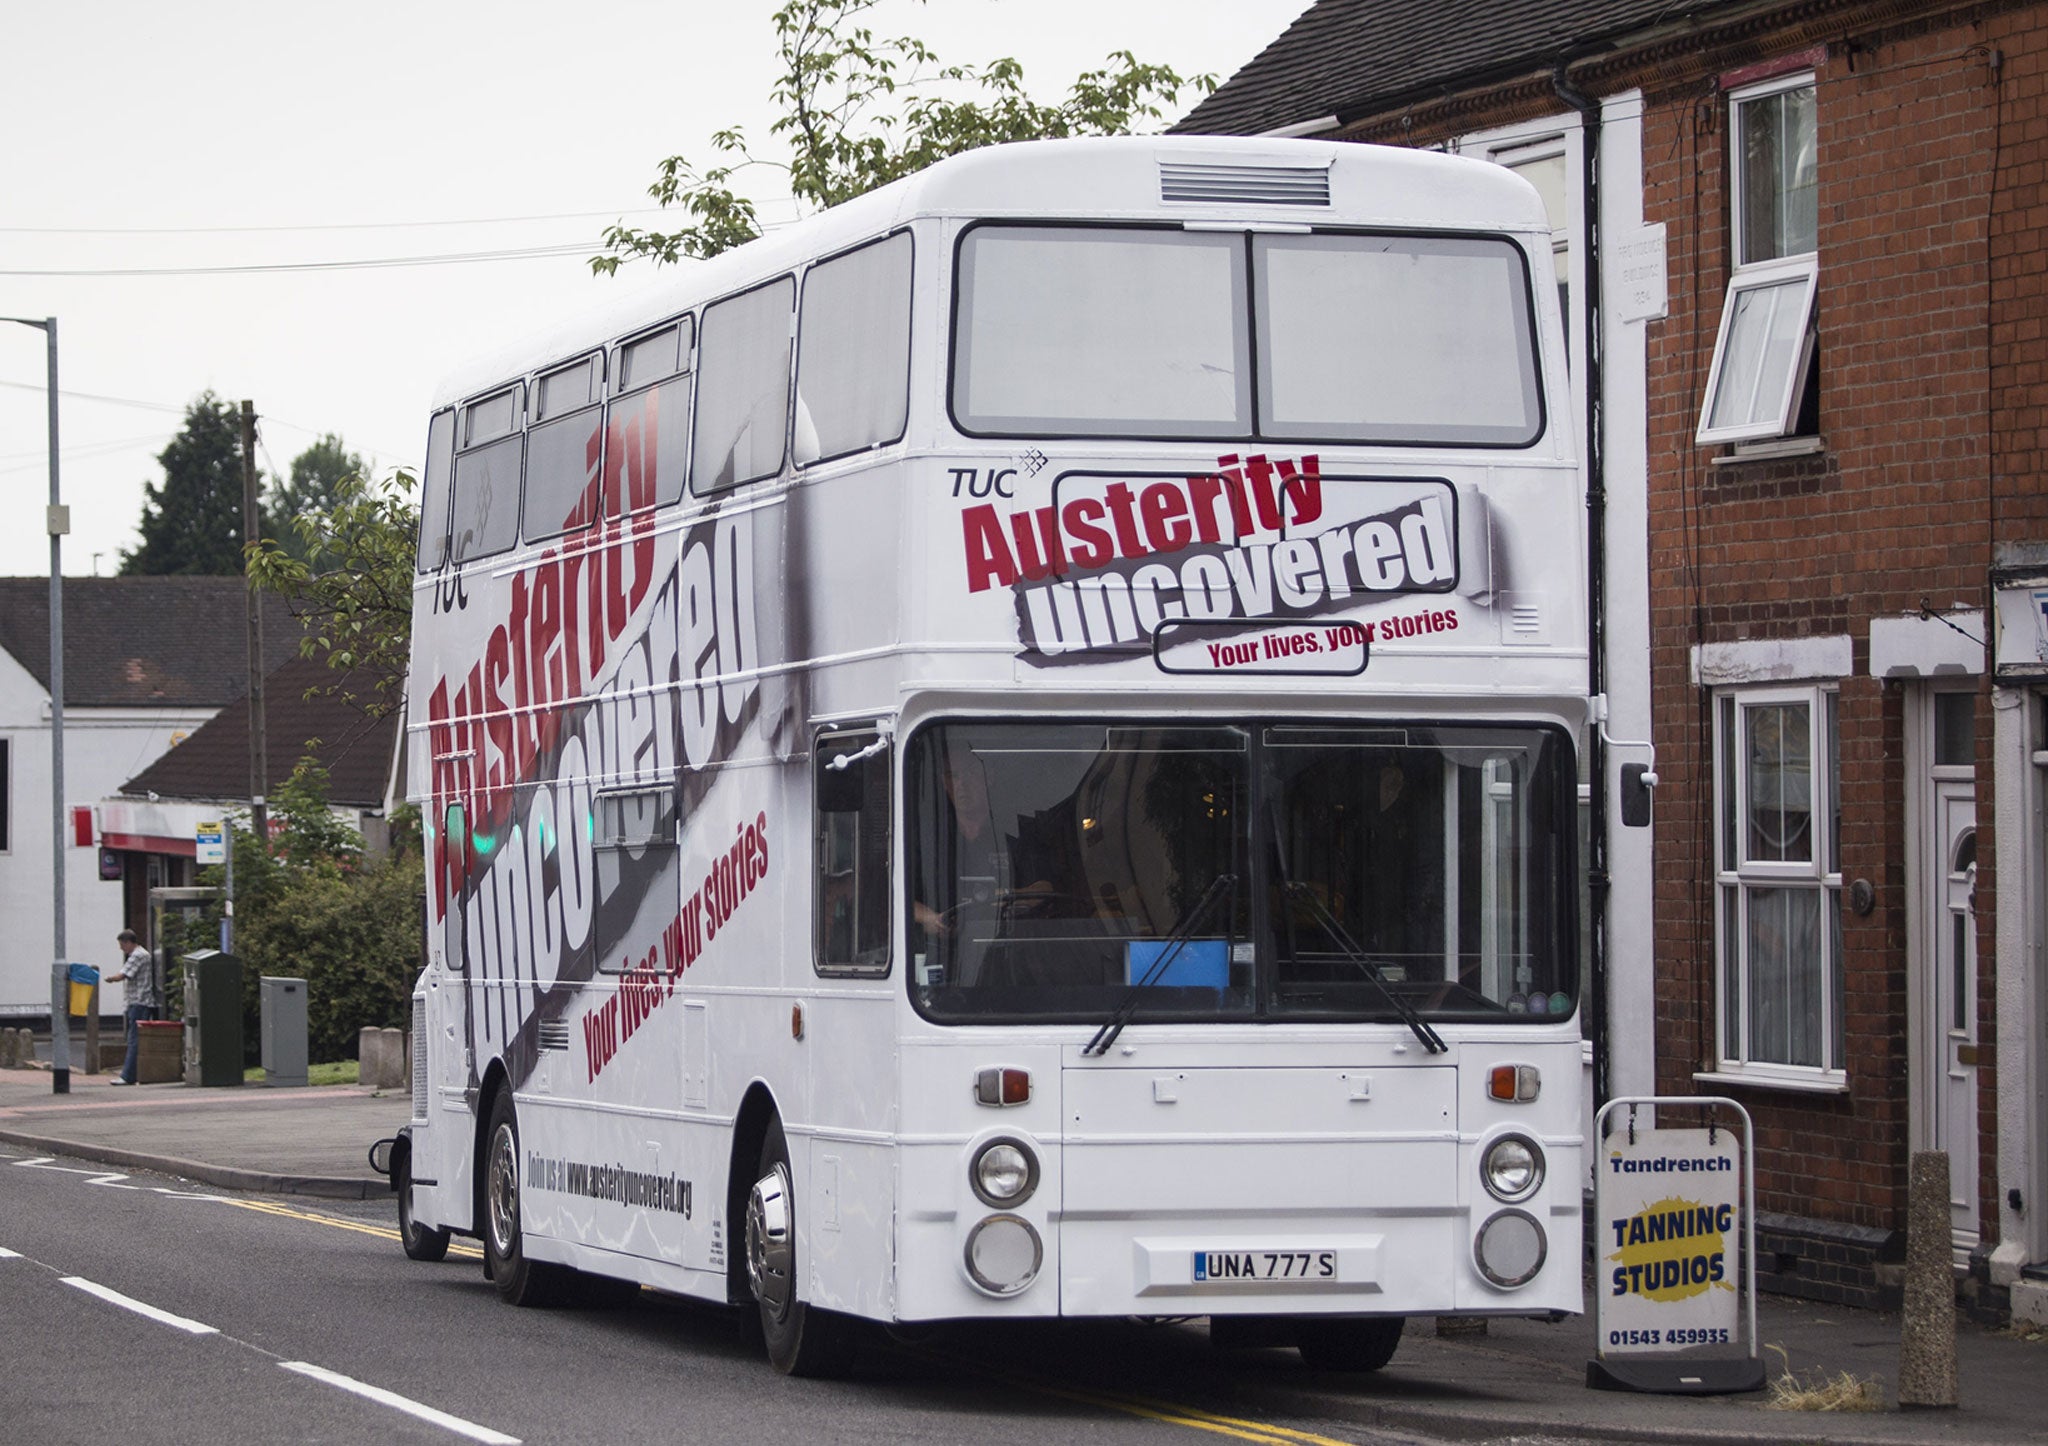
<box><xmin>1696</xmin><ymin>258</ymin><xmax>1816</xmax><ymax>444</ymax></box>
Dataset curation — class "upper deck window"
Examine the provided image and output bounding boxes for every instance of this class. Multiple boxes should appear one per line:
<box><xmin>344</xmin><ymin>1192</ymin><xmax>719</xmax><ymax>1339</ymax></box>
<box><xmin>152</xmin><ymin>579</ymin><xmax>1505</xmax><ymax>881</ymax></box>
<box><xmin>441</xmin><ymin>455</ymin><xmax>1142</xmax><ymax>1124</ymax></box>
<box><xmin>691</xmin><ymin>278</ymin><xmax>793</xmax><ymax>494</ymax></box>
<box><xmin>524</xmin><ymin>353</ymin><xmax>605</xmax><ymax>539</ymax></box>
<box><xmin>451</xmin><ymin>383</ymin><xmax>523</xmax><ymax>563</ymax></box>
<box><xmin>1255</xmin><ymin>233</ymin><xmax>1541</xmax><ymax>446</ymax></box>
<box><xmin>952</xmin><ymin>226</ymin><xmax>1249</xmax><ymax>438</ymax></box>
<box><xmin>795</xmin><ymin>232</ymin><xmax>913</xmax><ymax>467</ymax></box>
<box><xmin>951</xmin><ymin>224</ymin><xmax>1543</xmax><ymax>447</ymax></box>
<box><xmin>415</xmin><ymin>409</ymin><xmax>456</xmax><ymax>572</ymax></box>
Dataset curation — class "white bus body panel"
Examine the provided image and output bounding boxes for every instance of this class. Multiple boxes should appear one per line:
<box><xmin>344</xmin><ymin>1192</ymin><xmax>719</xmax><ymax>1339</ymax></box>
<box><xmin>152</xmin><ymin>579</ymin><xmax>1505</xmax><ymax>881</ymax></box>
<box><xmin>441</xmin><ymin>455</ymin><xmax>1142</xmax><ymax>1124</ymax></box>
<box><xmin>400</xmin><ymin>135</ymin><xmax>1587</xmax><ymax>1328</ymax></box>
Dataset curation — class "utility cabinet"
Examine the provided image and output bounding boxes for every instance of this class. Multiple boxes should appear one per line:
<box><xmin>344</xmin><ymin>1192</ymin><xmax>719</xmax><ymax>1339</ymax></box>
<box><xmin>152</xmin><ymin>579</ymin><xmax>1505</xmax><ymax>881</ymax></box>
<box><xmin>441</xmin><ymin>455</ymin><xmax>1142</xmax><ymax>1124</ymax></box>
<box><xmin>259</xmin><ymin>976</ymin><xmax>308</xmax><ymax>1087</ymax></box>
<box><xmin>181</xmin><ymin>949</ymin><xmax>243</xmax><ymax>1087</ymax></box>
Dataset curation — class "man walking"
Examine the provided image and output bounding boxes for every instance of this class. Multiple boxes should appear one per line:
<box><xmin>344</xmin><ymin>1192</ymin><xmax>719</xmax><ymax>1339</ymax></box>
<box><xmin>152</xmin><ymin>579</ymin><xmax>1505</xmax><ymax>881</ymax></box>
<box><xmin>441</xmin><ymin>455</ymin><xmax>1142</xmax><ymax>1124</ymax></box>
<box><xmin>106</xmin><ymin>929</ymin><xmax>157</xmax><ymax>1086</ymax></box>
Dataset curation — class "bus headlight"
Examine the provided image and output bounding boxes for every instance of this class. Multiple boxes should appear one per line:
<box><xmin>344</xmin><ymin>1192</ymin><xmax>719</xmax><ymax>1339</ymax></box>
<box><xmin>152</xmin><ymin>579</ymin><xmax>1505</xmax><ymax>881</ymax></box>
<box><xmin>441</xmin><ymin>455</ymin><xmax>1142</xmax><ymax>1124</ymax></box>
<box><xmin>1474</xmin><ymin>1209</ymin><xmax>1546</xmax><ymax>1288</ymax></box>
<box><xmin>1481</xmin><ymin>1134</ymin><xmax>1544</xmax><ymax>1203</ymax></box>
<box><xmin>964</xmin><ymin>1214</ymin><xmax>1042</xmax><ymax>1296</ymax></box>
<box><xmin>971</xmin><ymin>1138</ymin><xmax>1038</xmax><ymax>1208</ymax></box>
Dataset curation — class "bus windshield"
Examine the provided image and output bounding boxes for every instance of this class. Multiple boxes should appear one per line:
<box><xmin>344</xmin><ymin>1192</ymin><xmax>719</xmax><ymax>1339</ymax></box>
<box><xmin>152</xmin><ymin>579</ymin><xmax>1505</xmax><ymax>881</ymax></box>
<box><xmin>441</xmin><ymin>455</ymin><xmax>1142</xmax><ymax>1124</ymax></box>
<box><xmin>951</xmin><ymin>224</ymin><xmax>1542</xmax><ymax>445</ymax></box>
<box><xmin>907</xmin><ymin>720</ymin><xmax>1575</xmax><ymax>1025</ymax></box>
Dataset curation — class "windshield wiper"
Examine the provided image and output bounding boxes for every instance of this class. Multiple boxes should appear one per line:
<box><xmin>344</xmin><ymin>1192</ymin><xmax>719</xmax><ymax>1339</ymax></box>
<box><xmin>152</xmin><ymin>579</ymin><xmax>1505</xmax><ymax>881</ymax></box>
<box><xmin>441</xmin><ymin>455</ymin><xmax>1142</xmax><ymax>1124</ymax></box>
<box><xmin>1082</xmin><ymin>873</ymin><xmax>1237</xmax><ymax>1058</ymax></box>
<box><xmin>1268</xmin><ymin>800</ymin><xmax>1446</xmax><ymax>1054</ymax></box>
<box><xmin>1279</xmin><ymin>880</ymin><xmax>1448</xmax><ymax>1053</ymax></box>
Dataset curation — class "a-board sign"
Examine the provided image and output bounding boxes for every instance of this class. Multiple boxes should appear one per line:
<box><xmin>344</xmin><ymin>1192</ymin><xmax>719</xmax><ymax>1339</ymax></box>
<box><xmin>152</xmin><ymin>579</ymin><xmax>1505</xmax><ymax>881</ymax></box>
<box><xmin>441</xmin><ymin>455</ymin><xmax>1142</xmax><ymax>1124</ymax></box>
<box><xmin>1588</xmin><ymin>1099</ymin><xmax>1764</xmax><ymax>1396</ymax></box>
<box><xmin>1599</xmin><ymin>1125</ymin><xmax>1739</xmax><ymax>1352</ymax></box>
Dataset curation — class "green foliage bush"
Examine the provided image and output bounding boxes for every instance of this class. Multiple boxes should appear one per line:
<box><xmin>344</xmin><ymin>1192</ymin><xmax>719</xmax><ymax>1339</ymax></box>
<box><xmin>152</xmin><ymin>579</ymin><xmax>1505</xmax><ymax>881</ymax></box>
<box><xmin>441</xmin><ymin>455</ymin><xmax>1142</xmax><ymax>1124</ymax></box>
<box><xmin>233</xmin><ymin>849</ymin><xmax>421</xmax><ymax>1063</ymax></box>
<box><xmin>181</xmin><ymin>758</ymin><xmax>423</xmax><ymax>1064</ymax></box>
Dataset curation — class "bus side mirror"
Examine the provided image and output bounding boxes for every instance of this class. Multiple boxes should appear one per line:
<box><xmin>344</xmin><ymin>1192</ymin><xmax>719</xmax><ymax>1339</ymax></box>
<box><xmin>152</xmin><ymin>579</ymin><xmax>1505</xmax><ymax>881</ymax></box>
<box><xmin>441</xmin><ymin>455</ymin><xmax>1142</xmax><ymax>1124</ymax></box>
<box><xmin>1620</xmin><ymin>763</ymin><xmax>1655</xmax><ymax>829</ymax></box>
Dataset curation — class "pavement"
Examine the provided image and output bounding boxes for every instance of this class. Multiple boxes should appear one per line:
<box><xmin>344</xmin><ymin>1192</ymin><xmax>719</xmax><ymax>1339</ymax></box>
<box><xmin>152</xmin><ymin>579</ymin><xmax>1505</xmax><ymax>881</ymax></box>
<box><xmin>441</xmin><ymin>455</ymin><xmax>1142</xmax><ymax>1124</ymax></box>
<box><xmin>1</xmin><ymin>1058</ymin><xmax>2044</xmax><ymax>1445</ymax></box>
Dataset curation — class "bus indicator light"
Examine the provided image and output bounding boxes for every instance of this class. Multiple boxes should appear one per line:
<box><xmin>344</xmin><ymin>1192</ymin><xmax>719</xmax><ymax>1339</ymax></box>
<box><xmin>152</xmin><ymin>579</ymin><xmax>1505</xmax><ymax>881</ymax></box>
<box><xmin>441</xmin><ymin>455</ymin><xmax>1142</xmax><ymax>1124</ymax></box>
<box><xmin>1489</xmin><ymin>1064</ymin><xmax>1540</xmax><ymax>1102</ymax></box>
<box><xmin>974</xmin><ymin>1067</ymin><xmax>1031</xmax><ymax>1106</ymax></box>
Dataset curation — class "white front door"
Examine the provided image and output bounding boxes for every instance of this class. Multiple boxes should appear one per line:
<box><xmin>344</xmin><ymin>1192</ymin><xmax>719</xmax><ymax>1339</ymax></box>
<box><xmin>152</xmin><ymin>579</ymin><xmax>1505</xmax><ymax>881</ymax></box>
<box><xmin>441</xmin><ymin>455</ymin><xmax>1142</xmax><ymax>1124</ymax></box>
<box><xmin>1935</xmin><ymin>787</ymin><xmax>1980</xmax><ymax>1254</ymax></box>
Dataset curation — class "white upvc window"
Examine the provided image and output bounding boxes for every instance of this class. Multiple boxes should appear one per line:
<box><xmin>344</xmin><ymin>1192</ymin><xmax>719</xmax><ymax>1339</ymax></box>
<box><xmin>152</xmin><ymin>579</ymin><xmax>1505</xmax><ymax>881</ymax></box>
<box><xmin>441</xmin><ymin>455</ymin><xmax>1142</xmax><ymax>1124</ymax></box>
<box><xmin>1713</xmin><ymin>685</ymin><xmax>1844</xmax><ymax>1083</ymax></box>
<box><xmin>1697</xmin><ymin>72</ymin><xmax>1819</xmax><ymax>446</ymax></box>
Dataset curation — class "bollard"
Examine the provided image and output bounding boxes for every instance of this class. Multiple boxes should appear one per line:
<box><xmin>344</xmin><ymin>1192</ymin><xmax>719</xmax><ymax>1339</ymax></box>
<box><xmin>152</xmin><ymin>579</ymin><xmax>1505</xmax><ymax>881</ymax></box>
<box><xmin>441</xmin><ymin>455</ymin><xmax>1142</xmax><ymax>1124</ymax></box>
<box><xmin>358</xmin><ymin>1026</ymin><xmax>388</xmax><ymax>1088</ymax></box>
<box><xmin>377</xmin><ymin>1026</ymin><xmax>405</xmax><ymax>1089</ymax></box>
<box><xmin>1898</xmin><ymin>1149</ymin><xmax>1960</xmax><ymax>1408</ymax></box>
<box><xmin>0</xmin><ymin>1028</ymin><xmax>16</xmax><ymax>1068</ymax></box>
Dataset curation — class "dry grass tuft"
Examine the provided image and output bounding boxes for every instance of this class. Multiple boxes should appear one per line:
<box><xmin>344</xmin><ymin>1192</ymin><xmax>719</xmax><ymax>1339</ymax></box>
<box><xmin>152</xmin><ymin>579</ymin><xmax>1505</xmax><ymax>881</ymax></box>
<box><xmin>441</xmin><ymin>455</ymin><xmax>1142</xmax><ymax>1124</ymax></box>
<box><xmin>1764</xmin><ymin>1345</ymin><xmax>1886</xmax><ymax>1412</ymax></box>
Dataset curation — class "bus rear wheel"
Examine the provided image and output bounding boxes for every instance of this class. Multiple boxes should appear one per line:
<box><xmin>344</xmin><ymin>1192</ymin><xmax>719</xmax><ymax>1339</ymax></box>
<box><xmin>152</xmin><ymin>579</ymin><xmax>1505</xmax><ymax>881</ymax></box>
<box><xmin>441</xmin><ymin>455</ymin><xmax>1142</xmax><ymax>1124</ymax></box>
<box><xmin>483</xmin><ymin>1092</ymin><xmax>574</xmax><ymax>1307</ymax></box>
<box><xmin>745</xmin><ymin>1117</ymin><xmax>854</xmax><ymax>1376</ymax></box>
<box><xmin>1295</xmin><ymin>1316</ymin><xmax>1405</xmax><ymax>1372</ymax></box>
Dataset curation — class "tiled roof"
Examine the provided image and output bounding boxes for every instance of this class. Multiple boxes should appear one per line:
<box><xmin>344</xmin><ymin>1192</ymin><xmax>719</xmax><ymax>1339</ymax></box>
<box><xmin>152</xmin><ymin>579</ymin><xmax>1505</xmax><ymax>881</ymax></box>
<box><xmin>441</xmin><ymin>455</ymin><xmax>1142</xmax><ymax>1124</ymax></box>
<box><xmin>1173</xmin><ymin>0</ymin><xmax>1719</xmax><ymax>138</ymax></box>
<box><xmin>120</xmin><ymin>654</ymin><xmax>398</xmax><ymax>809</ymax></box>
<box><xmin>0</xmin><ymin>576</ymin><xmax>300</xmax><ymax>707</ymax></box>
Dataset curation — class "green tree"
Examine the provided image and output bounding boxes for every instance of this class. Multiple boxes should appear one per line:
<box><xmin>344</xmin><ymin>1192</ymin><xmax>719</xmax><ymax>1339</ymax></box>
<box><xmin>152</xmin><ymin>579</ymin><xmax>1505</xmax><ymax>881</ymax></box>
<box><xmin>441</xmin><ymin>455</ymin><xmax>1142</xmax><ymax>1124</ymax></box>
<box><xmin>245</xmin><ymin>470</ymin><xmax>418</xmax><ymax>717</ymax></box>
<box><xmin>122</xmin><ymin>391</ymin><xmax>256</xmax><ymax>575</ymax></box>
<box><xmin>267</xmin><ymin>434</ymin><xmax>366</xmax><ymax>565</ymax></box>
<box><xmin>595</xmin><ymin>0</ymin><xmax>1209</xmax><ymax>269</ymax></box>
<box><xmin>185</xmin><ymin>757</ymin><xmax>424</xmax><ymax>1065</ymax></box>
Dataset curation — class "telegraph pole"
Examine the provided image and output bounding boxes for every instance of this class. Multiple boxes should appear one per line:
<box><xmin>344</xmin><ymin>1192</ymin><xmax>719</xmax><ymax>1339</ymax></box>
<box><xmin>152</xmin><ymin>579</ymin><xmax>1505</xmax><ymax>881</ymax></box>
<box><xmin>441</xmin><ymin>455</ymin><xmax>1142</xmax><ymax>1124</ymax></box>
<box><xmin>240</xmin><ymin>400</ymin><xmax>269</xmax><ymax>850</ymax></box>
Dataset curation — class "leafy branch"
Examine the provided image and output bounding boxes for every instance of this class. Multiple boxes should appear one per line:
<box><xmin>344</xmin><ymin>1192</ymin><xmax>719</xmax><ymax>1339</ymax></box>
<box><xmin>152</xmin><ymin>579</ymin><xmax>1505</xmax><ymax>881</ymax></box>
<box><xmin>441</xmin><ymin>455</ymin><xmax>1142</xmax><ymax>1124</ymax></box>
<box><xmin>594</xmin><ymin>0</ymin><xmax>1210</xmax><ymax>270</ymax></box>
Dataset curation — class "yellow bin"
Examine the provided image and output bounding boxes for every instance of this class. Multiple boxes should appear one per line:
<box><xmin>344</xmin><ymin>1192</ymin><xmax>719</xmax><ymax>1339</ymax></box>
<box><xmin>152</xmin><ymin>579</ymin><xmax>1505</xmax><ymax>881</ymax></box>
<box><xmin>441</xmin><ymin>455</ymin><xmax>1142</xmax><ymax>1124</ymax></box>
<box><xmin>66</xmin><ymin>964</ymin><xmax>98</xmax><ymax>1016</ymax></box>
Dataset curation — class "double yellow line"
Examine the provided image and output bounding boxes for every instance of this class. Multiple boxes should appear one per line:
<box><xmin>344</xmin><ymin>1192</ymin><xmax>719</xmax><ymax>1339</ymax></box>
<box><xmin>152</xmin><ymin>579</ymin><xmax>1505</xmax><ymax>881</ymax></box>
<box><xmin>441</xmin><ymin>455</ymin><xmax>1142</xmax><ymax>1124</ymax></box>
<box><xmin>228</xmin><ymin>1197</ymin><xmax>485</xmax><ymax>1259</ymax></box>
<box><xmin>1007</xmin><ymin>1376</ymin><xmax>1362</xmax><ymax>1445</ymax></box>
<box><xmin>234</xmin><ymin>1200</ymin><xmax>1356</xmax><ymax>1443</ymax></box>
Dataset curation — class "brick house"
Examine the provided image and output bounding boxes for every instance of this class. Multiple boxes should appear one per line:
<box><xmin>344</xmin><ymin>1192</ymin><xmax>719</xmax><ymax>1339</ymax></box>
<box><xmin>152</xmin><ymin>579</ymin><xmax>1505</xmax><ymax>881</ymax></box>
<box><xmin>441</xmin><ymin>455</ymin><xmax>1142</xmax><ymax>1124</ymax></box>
<box><xmin>1181</xmin><ymin>0</ymin><xmax>2048</xmax><ymax>1317</ymax></box>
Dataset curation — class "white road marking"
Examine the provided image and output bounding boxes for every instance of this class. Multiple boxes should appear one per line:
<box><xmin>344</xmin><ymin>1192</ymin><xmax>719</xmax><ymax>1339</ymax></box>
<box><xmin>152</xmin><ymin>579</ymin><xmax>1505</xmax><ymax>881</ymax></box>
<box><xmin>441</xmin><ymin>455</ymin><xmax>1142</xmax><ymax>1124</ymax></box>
<box><xmin>0</xmin><ymin>1246</ymin><xmax>20</xmax><ymax>1258</ymax></box>
<box><xmin>61</xmin><ymin>1276</ymin><xmax>219</xmax><ymax>1335</ymax></box>
<box><xmin>280</xmin><ymin>1361</ymin><xmax>522</xmax><ymax>1445</ymax></box>
<box><xmin>13</xmin><ymin>1157</ymin><xmax>103</xmax><ymax>1174</ymax></box>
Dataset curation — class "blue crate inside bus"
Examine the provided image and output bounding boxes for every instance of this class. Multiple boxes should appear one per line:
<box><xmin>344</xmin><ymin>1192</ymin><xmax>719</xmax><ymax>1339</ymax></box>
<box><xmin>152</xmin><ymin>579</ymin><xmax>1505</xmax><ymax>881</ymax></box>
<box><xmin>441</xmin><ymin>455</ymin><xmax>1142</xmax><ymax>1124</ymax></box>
<box><xmin>1125</xmin><ymin>939</ymin><xmax>1229</xmax><ymax>990</ymax></box>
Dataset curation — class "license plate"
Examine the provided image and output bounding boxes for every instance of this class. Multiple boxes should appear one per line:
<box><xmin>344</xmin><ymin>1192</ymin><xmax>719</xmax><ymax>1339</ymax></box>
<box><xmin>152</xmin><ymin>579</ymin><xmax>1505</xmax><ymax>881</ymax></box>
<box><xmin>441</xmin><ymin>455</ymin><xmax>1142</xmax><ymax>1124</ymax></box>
<box><xmin>1193</xmin><ymin>1249</ymin><xmax>1338</xmax><ymax>1283</ymax></box>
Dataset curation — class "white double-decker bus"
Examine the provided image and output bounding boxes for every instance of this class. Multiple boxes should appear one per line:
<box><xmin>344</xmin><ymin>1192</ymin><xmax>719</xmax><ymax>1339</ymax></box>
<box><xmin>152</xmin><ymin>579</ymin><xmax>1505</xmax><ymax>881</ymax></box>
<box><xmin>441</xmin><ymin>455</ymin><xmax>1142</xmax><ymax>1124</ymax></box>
<box><xmin>391</xmin><ymin>135</ymin><xmax>1586</xmax><ymax>1376</ymax></box>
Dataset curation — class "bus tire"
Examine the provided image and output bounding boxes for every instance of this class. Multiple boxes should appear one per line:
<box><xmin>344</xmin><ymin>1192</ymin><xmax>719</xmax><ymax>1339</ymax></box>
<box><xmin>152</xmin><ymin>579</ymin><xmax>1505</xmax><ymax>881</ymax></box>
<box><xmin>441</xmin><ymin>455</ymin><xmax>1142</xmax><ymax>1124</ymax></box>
<box><xmin>483</xmin><ymin>1092</ymin><xmax>574</xmax><ymax>1307</ymax></box>
<box><xmin>746</xmin><ymin>1117</ymin><xmax>854</xmax><ymax>1376</ymax></box>
<box><xmin>1294</xmin><ymin>1316</ymin><xmax>1405</xmax><ymax>1373</ymax></box>
<box><xmin>397</xmin><ymin>1144</ymin><xmax>451</xmax><ymax>1263</ymax></box>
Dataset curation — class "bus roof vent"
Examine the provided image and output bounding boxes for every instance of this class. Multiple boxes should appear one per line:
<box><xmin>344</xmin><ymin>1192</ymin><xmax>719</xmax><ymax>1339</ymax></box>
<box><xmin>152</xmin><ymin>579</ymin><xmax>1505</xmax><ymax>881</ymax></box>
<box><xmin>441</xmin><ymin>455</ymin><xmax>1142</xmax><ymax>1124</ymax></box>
<box><xmin>1158</xmin><ymin>161</ymin><xmax>1331</xmax><ymax>208</ymax></box>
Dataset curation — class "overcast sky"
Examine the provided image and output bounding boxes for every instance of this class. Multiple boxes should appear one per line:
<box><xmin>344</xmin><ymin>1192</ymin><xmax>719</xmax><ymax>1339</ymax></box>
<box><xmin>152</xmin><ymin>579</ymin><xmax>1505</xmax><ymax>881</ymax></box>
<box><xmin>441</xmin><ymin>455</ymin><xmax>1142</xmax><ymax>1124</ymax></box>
<box><xmin>0</xmin><ymin>0</ymin><xmax>1299</xmax><ymax>579</ymax></box>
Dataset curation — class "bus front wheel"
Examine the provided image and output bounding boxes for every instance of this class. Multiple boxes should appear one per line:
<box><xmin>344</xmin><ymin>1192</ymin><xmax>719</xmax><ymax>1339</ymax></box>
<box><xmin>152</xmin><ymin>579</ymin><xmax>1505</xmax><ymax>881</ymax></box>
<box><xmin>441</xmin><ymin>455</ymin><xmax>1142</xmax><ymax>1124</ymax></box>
<box><xmin>746</xmin><ymin>1117</ymin><xmax>853</xmax><ymax>1376</ymax></box>
<box><xmin>1295</xmin><ymin>1316</ymin><xmax>1405</xmax><ymax>1373</ymax></box>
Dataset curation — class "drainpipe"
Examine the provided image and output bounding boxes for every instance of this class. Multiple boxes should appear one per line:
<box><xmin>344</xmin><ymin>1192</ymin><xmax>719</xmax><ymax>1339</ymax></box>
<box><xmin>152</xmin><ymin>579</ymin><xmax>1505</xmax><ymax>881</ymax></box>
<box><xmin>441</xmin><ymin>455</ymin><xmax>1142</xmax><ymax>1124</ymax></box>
<box><xmin>1553</xmin><ymin>59</ymin><xmax>1609</xmax><ymax>1111</ymax></box>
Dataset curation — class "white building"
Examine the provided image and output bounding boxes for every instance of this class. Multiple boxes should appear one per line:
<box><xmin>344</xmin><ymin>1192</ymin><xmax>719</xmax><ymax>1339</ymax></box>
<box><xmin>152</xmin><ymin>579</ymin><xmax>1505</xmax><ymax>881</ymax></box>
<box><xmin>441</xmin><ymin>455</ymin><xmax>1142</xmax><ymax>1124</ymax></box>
<box><xmin>0</xmin><ymin>577</ymin><xmax>295</xmax><ymax>1017</ymax></box>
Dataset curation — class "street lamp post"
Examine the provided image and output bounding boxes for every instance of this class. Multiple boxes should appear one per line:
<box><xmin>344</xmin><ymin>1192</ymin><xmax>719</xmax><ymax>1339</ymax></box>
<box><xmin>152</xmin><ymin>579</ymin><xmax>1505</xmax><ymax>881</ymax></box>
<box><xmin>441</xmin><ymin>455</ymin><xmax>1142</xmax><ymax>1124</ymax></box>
<box><xmin>6</xmin><ymin>317</ymin><xmax>68</xmax><ymax>1093</ymax></box>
